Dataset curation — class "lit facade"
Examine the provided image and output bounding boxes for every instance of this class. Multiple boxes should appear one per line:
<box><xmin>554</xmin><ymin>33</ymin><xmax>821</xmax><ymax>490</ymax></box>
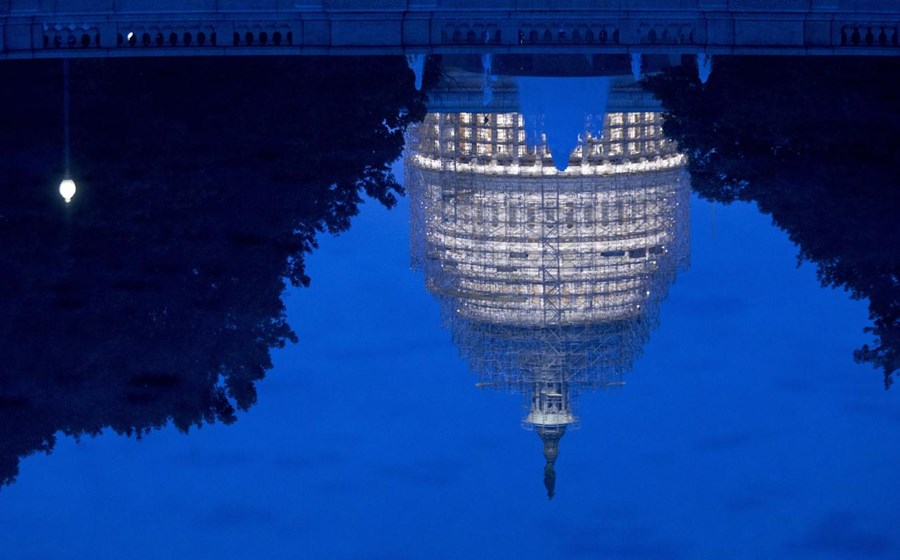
<box><xmin>408</xmin><ymin>104</ymin><xmax>689</xmax><ymax>498</ymax></box>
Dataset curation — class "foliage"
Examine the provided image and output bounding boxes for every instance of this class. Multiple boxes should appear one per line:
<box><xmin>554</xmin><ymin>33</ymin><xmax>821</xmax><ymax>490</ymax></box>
<box><xmin>0</xmin><ymin>56</ymin><xmax>433</xmax><ymax>486</ymax></box>
<box><xmin>645</xmin><ymin>57</ymin><xmax>900</xmax><ymax>388</ymax></box>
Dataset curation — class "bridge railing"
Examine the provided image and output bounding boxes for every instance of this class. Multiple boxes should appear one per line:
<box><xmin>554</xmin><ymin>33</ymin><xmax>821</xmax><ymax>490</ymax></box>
<box><xmin>5</xmin><ymin>1</ymin><xmax>900</xmax><ymax>15</ymax></box>
<box><xmin>2</xmin><ymin>2</ymin><xmax>900</xmax><ymax>57</ymax></box>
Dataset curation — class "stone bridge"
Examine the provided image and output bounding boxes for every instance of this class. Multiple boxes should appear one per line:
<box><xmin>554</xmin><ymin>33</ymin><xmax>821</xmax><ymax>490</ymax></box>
<box><xmin>1</xmin><ymin>1</ymin><xmax>899</xmax><ymax>59</ymax></box>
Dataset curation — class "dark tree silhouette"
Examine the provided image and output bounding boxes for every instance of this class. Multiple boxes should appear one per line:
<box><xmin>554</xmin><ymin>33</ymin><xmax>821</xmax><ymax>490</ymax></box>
<box><xmin>0</xmin><ymin>56</ymin><xmax>435</xmax><ymax>486</ymax></box>
<box><xmin>645</xmin><ymin>57</ymin><xmax>900</xmax><ymax>388</ymax></box>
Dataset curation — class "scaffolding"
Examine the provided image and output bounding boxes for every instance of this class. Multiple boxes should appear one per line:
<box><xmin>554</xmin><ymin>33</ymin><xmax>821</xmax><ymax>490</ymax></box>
<box><xmin>409</xmin><ymin>108</ymin><xmax>688</xmax><ymax>391</ymax></box>
<box><xmin>407</xmin><ymin>107</ymin><xmax>690</xmax><ymax>495</ymax></box>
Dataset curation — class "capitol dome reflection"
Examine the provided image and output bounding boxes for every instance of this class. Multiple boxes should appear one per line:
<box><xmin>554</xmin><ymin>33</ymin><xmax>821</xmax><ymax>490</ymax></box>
<box><xmin>407</xmin><ymin>67</ymin><xmax>690</xmax><ymax>498</ymax></box>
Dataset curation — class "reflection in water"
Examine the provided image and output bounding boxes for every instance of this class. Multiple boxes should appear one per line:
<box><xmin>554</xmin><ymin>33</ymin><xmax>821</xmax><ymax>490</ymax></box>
<box><xmin>646</xmin><ymin>57</ymin><xmax>900</xmax><ymax>388</ymax></box>
<box><xmin>0</xmin><ymin>57</ymin><xmax>430</xmax><ymax>487</ymax></box>
<box><xmin>58</xmin><ymin>179</ymin><xmax>76</xmax><ymax>204</ymax></box>
<box><xmin>408</xmin><ymin>72</ymin><xmax>689</xmax><ymax>497</ymax></box>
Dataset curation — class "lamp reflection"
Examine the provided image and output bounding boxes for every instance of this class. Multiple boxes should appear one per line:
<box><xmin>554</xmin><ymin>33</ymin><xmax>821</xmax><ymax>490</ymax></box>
<box><xmin>408</xmin><ymin>73</ymin><xmax>689</xmax><ymax>498</ymax></box>
<box><xmin>60</xmin><ymin>59</ymin><xmax>76</xmax><ymax>204</ymax></box>
<box><xmin>59</xmin><ymin>179</ymin><xmax>76</xmax><ymax>203</ymax></box>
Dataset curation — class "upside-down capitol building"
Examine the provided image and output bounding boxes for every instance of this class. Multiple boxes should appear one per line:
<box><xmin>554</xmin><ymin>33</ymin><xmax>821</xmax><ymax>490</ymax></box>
<box><xmin>407</xmin><ymin>64</ymin><xmax>690</xmax><ymax>498</ymax></box>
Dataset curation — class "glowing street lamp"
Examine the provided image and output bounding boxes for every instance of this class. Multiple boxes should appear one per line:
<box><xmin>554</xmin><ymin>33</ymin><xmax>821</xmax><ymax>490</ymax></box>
<box><xmin>59</xmin><ymin>179</ymin><xmax>77</xmax><ymax>203</ymax></box>
<box><xmin>58</xmin><ymin>60</ymin><xmax>78</xmax><ymax>205</ymax></box>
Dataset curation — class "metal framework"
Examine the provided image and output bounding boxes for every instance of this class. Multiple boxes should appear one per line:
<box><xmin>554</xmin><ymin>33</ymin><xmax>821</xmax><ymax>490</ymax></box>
<box><xmin>409</xmin><ymin>109</ymin><xmax>688</xmax><ymax>381</ymax></box>
<box><xmin>407</xmin><ymin>107</ymin><xmax>689</xmax><ymax>495</ymax></box>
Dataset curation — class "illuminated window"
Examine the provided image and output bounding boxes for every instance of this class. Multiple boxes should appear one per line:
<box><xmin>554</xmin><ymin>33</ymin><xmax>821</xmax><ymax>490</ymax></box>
<box><xmin>477</xmin><ymin>128</ymin><xmax>492</xmax><ymax>142</ymax></box>
<box><xmin>627</xmin><ymin>113</ymin><xmax>640</xmax><ymax>124</ymax></box>
<box><xmin>565</xmin><ymin>202</ymin><xmax>575</xmax><ymax>228</ymax></box>
<box><xmin>517</xmin><ymin>114</ymin><xmax>525</xmax><ymax>127</ymax></box>
<box><xmin>517</xmin><ymin>145</ymin><xmax>528</xmax><ymax>157</ymax></box>
<box><xmin>497</xmin><ymin>129</ymin><xmax>509</xmax><ymax>142</ymax></box>
<box><xmin>584</xmin><ymin>204</ymin><xmax>594</xmax><ymax>223</ymax></box>
<box><xmin>497</xmin><ymin>114</ymin><xmax>513</xmax><ymax>127</ymax></box>
<box><xmin>610</xmin><ymin>128</ymin><xmax>623</xmax><ymax>141</ymax></box>
<box><xmin>461</xmin><ymin>127</ymin><xmax>472</xmax><ymax>139</ymax></box>
<box><xmin>477</xmin><ymin>143</ymin><xmax>491</xmax><ymax>155</ymax></box>
<box><xmin>628</xmin><ymin>142</ymin><xmax>639</xmax><ymax>154</ymax></box>
<box><xmin>461</xmin><ymin>113</ymin><xmax>472</xmax><ymax>124</ymax></box>
<box><xmin>609</xmin><ymin>113</ymin><xmax>623</xmax><ymax>126</ymax></box>
<box><xmin>609</xmin><ymin>143</ymin><xmax>623</xmax><ymax>155</ymax></box>
<box><xmin>461</xmin><ymin>142</ymin><xmax>473</xmax><ymax>154</ymax></box>
<box><xmin>518</xmin><ymin>130</ymin><xmax>526</xmax><ymax>142</ymax></box>
<box><xmin>627</xmin><ymin>127</ymin><xmax>639</xmax><ymax>139</ymax></box>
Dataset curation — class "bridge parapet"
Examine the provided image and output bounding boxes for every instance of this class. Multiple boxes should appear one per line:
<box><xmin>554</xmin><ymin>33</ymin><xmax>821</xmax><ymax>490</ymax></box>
<box><xmin>2</xmin><ymin>1</ymin><xmax>900</xmax><ymax>58</ymax></box>
<box><xmin>6</xmin><ymin>1</ymin><xmax>900</xmax><ymax>15</ymax></box>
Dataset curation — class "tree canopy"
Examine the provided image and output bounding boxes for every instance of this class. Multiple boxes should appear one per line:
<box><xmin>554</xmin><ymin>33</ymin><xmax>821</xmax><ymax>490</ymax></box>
<box><xmin>645</xmin><ymin>56</ymin><xmax>900</xmax><ymax>388</ymax></box>
<box><xmin>0</xmin><ymin>56</ymin><xmax>434</xmax><ymax>486</ymax></box>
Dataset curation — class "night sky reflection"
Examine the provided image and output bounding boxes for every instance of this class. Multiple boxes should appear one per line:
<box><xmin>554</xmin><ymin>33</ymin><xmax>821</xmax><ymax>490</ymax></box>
<box><xmin>0</xmin><ymin>55</ymin><xmax>897</xmax><ymax>560</ymax></box>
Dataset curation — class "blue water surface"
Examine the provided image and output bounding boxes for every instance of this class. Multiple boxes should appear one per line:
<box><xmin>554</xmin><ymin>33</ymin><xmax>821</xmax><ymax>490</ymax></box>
<box><xmin>1</xmin><ymin>151</ymin><xmax>896</xmax><ymax>559</ymax></box>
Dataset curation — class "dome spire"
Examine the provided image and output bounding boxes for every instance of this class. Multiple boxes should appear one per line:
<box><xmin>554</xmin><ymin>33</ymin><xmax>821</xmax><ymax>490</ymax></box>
<box><xmin>538</xmin><ymin>426</ymin><xmax>566</xmax><ymax>500</ymax></box>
